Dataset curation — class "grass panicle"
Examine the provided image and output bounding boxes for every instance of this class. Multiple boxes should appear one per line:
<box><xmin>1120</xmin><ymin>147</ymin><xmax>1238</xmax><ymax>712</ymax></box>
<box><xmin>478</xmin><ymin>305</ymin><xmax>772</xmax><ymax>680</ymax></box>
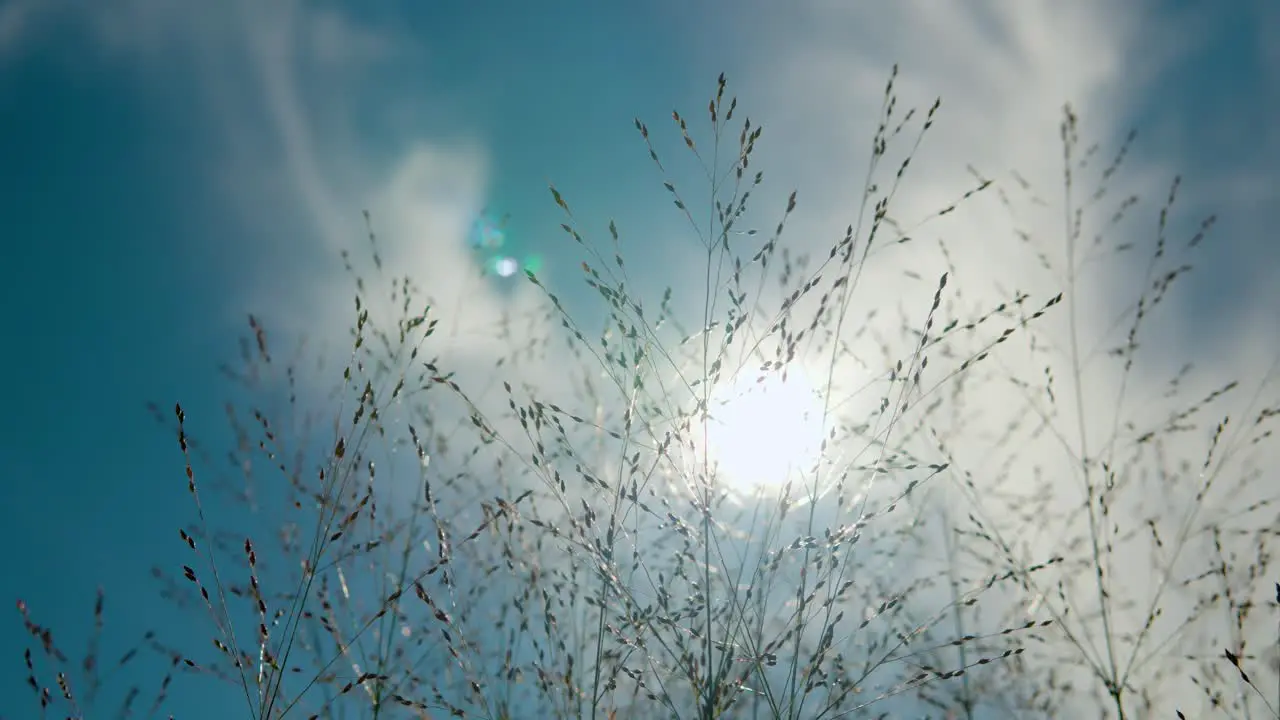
<box><xmin>13</xmin><ymin>71</ymin><xmax>1278</xmax><ymax>720</ymax></box>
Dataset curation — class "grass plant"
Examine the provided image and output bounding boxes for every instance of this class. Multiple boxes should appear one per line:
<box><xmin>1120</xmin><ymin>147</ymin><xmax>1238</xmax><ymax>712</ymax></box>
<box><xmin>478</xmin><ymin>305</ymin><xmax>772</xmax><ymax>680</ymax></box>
<box><xmin>14</xmin><ymin>69</ymin><xmax>1278</xmax><ymax>720</ymax></box>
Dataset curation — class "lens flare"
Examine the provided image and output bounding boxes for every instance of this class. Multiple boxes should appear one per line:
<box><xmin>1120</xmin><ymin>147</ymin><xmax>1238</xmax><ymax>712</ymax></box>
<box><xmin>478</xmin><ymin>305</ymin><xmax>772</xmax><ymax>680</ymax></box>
<box><xmin>469</xmin><ymin>212</ymin><xmax>507</xmax><ymax>250</ymax></box>
<box><xmin>468</xmin><ymin>211</ymin><xmax>541</xmax><ymax>281</ymax></box>
<box><xmin>493</xmin><ymin>256</ymin><xmax>519</xmax><ymax>277</ymax></box>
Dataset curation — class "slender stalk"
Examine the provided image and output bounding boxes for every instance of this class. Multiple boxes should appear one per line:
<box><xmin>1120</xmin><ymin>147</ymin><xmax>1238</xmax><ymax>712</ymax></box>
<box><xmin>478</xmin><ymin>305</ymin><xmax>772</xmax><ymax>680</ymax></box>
<box><xmin>1061</xmin><ymin>107</ymin><xmax>1124</xmax><ymax>719</ymax></box>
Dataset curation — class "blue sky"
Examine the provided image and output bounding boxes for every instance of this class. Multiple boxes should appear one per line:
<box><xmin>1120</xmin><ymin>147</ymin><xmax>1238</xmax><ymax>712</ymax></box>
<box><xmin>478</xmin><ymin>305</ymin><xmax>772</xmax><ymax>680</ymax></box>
<box><xmin>2</xmin><ymin>1</ymin><xmax>1277</xmax><ymax>718</ymax></box>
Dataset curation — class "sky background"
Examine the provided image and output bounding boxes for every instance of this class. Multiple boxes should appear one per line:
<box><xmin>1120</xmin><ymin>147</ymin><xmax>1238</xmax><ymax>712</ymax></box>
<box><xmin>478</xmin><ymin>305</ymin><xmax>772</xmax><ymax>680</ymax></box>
<box><xmin>1</xmin><ymin>0</ymin><xmax>1278</xmax><ymax>718</ymax></box>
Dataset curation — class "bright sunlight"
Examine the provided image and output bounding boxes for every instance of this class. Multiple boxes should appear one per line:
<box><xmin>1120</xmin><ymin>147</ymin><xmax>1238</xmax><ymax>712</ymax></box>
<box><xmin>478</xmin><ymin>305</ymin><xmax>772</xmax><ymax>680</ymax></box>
<box><xmin>703</xmin><ymin>365</ymin><xmax>827</xmax><ymax>493</ymax></box>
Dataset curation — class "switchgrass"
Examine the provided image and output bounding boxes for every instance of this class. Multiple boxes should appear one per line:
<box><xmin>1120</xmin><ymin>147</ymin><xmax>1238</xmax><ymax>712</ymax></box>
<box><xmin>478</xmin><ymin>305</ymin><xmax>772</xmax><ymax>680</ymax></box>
<box><xmin>14</xmin><ymin>70</ymin><xmax>1279</xmax><ymax>719</ymax></box>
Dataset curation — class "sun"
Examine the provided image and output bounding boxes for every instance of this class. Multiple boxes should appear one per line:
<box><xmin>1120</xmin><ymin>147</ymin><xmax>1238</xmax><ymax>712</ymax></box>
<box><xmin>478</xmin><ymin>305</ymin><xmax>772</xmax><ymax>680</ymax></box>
<box><xmin>702</xmin><ymin>365</ymin><xmax>827</xmax><ymax>493</ymax></box>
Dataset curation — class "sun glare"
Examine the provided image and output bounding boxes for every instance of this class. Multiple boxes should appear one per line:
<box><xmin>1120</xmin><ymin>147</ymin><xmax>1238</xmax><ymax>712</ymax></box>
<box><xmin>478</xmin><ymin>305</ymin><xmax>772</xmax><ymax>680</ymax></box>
<box><xmin>703</xmin><ymin>366</ymin><xmax>827</xmax><ymax>493</ymax></box>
